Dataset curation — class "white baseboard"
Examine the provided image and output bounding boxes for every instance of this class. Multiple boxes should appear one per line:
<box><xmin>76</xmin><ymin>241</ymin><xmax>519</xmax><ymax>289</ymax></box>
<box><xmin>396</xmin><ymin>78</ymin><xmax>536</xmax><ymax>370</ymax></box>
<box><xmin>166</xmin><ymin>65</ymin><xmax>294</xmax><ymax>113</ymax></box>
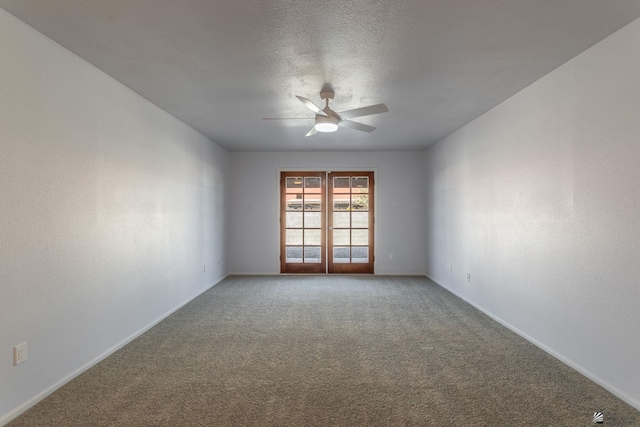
<box><xmin>376</xmin><ymin>273</ymin><xmax>429</xmax><ymax>276</ymax></box>
<box><xmin>425</xmin><ymin>274</ymin><xmax>640</xmax><ymax>412</ymax></box>
<box><xmin>228</xmin><ymin>271</ymin><xmax>278</xmax><ymax>275</ymax></box>
<box><xmin>229</xmin><ymin>272</ymin><xmax>429</xmax><ymax>276</ymax></box>
<box><xmin>1</xmin><ymin>274</ymin><xmax>229</xmax><ymax>426</ymax></box>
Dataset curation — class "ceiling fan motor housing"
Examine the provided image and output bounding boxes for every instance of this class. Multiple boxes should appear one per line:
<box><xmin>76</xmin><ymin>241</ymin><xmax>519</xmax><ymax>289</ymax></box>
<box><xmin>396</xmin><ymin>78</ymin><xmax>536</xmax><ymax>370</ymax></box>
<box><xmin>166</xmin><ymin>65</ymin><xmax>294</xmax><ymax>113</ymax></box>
<box><xmin>320</xmin><ymin>90</ymin><xmax>335</xmax><ymax>100</ymax></box>
<box><xmin>315</xmin><ymin>109</ymin><xmax>339</xmax><ymax>132</ymax></box>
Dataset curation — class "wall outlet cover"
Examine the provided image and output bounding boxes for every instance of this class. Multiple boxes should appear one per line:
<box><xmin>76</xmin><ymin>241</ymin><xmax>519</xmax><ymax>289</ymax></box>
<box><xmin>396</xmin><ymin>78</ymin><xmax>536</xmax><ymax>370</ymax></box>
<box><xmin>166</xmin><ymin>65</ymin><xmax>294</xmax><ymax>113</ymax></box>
<box><xmin>14</xmin><ymin>342</ymin><xmax>27</xmax><ymax>366</ymax></box>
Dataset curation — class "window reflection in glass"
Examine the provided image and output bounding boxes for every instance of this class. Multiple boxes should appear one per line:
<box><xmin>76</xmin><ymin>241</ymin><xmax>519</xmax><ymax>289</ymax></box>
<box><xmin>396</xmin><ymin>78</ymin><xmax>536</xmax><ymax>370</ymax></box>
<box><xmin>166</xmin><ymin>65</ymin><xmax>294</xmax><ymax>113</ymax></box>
<box><xmin>333</xmin><ymin>212</ymin><xmax>350</xmax><ymax>228</ymax></box>
<box><xmin>286</xmin><ymin>246</ymin><xmax>302</xmax><ymax>263</ymax></box>
<box><xmin>304</xmin><ymin>246</ymin><xmax>321</xmax><ymax>263</ymax></box>
<box><xmin>351</xmin><ymin>194</ymin><xmax>368</xmax><ymax>211</ymax></box>
<box><xmin>286</xmin><ymin>212</ymin><xmax>303</xmax><ymax>228</ymax></box>
<box><xmin>333</xmin><ymin>229</ymin><xmax>350</xmax><ymax>246</ymax></box>
<box><xmin>351</xmin><ymin>212</ymin><xmax>368</xmax><ymax>228</ymax></box>
<box><xmin>286</xmin><ymin>229</ymin><xmax>303</xmax><ymax>245</ymax></box>
<box><xmin>351</xmin><ymin>229</ymin><xmax>368</xmax><ymax>246</ymax></box>
<box><xmin>304</xmin><ymin>229</ymin><xmax>321</xmax><ymax>245</ymax></box>
<box><xmin>286</xmin><ymin>177</ymin><xmax>303</xmax><ymax>193</ymax></box>
<box><xmin>333</xmin><ymin>247</ymin><xmax>350</xmax><ymax>263</ymax></box>
<box><xmin>351</xmin><ymin>177</ymin><xmax>368</xmax><ymax>190</ymax></box>
<box><xmin>304</xmin><ymin>212</ymin><xmax>321</xmax><ymax>228</ymax></box>
<box><xmin>351</xmin><ymin>247</ymin><xmax>368</xmax><ymax>263</ymax></box>
<box><xmin>304</xmin><ymin>177</ymin><xmax>322</xmax><ymax>193</ymax></box>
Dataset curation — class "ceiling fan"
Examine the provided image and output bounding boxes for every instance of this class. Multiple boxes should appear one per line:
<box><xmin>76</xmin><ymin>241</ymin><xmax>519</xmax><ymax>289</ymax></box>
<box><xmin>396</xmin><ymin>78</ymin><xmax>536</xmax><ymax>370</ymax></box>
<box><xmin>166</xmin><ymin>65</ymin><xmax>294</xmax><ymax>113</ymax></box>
<box><xmin>264</xmin><ymin>90</ymin><xmax>388</xmax><ymax>137</ymax></box>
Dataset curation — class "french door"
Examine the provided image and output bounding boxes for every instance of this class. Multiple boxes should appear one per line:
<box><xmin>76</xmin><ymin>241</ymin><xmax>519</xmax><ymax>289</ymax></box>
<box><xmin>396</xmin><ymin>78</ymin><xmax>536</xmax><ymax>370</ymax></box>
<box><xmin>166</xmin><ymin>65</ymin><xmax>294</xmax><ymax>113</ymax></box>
<box><xmin>280</xmin><ymin>171</ymin><xmax>374</xmax><ymax>274</ymax></box>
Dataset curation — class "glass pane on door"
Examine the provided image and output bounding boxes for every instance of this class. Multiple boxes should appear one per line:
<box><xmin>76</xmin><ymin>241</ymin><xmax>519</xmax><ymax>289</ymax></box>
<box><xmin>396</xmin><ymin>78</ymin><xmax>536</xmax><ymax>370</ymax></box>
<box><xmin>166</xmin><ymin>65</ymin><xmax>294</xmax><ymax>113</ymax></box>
<box><xmin>333</xmin><ymin>247</ymin><xmax>350</xmax><ymax>263</ymax></box>
<box><xmin>352</xmin><ymin>247</ymin><xmax>369</xmax><ymax>263</ymax></box>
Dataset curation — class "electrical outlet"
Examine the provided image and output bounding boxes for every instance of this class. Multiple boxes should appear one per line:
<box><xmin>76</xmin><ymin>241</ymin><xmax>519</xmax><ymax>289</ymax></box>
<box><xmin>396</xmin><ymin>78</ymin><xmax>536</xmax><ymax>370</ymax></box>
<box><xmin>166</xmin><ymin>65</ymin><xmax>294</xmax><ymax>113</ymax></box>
<box><xmin>14</xmin><ymin>342</ymin><xmax>27</xmax><ymax>366</ymax></box>
<box><xmin>467</xmin><ymin>274</ymin><xmax>471</xmax><ymax>282</ymax></box>
<box><xmin>388</xmin><ymin>253</ymin><xmax>393</xmax><ymax>260</ymax></box>
<box><xmin>450</xmin><ymin>264</ymin><xmax>453</xmax><ymax>272</ymax></box>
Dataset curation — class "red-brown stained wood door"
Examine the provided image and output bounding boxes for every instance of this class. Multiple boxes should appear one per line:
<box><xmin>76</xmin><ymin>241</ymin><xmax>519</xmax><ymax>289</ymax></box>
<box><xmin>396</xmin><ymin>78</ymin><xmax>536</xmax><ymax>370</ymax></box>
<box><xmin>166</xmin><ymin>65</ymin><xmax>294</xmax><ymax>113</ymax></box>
<box><xmin>327</xmin><ymin>172</ymin><xmax>374</xmax><ymax>274</ymax></box>
<box><xmin>280</xmin><ymin>171</ymin><xmax>374</xmax><ymax>274</ymax></box>
<box><xmin>280</xmin><ymin>172</ymin><xmax>326</xmax><ymax>273</ymax></box>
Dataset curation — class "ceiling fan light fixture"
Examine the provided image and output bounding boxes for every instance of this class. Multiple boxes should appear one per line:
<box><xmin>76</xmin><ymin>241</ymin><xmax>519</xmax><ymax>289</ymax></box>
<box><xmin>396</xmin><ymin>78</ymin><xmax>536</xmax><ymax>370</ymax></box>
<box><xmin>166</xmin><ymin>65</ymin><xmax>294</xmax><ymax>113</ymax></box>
<box><xmin>315</xmin><ymin>111</ymin><xmax>339</xmax><ymax>133</ymax></box>
<box><xmin>315</xmin><ymin>122</ymin><xmax>338</xmax><ymax>132</ymax></box>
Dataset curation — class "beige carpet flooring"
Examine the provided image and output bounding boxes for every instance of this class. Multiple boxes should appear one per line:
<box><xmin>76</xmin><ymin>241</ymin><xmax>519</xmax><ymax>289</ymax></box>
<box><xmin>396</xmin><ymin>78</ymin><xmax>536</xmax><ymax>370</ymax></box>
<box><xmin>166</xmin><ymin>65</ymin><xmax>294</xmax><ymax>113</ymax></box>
<box><xmin>9</xmin><ymin>275</ymin><xmax>640</xmax><ymax>426</ymax></box>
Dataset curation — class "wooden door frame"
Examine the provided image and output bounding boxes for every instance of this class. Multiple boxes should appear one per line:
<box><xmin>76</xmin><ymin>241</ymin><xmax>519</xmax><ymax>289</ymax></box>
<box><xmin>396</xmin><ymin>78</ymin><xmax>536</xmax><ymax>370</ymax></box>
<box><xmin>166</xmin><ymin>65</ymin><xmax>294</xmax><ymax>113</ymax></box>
<box><xmin>279</xmin><ymin>169</ymin><xmax>376</xmax><ymax>274</ymax></box>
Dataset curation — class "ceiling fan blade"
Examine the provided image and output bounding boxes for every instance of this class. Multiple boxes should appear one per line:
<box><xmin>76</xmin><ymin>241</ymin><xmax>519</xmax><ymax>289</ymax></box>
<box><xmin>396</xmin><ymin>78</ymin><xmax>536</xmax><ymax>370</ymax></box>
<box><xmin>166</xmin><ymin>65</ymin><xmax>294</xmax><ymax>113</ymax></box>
<box><xmin>337</xmin><ymin>103</ymin><xmax>388</xmax><ymax>120</ymax></box>
<box><xmin>296</xmin><ymin>96</ymin><xmax>329</xmax><ymax>117</ymax></box>
<box><xmin>305</xmin><ymin>126</ymin><xmax>318</xmax><ymax>137</ymax></box>
<box><xmin>262</xmin><ymin>117</ymin><xmax>314</xmax><ymax>120</ymax></box>
<box><xmin>338</xmin><ymin>120</ymin><xmax>376</xmax><ymax>133</ymax></box>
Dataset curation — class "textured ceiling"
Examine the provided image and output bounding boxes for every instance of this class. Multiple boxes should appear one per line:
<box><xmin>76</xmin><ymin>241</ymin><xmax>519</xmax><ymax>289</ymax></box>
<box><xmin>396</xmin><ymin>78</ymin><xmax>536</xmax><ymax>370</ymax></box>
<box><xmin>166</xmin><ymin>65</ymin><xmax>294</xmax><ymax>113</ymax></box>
<box><xmin>2</xmin><ymin>1</ymin><xmax>640</xmax><ymax>152</ymax></box>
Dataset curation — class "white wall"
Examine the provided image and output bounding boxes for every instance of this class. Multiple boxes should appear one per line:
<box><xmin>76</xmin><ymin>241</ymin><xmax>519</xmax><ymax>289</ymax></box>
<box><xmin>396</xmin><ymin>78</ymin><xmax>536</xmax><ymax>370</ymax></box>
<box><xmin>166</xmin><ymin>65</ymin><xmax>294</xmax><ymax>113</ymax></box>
<box><xmin>229</xmin><ymin>151</ymin><xmax>426</xmax><ymax>275</ymax></box>
<box><xmin>0</xmin><ymin>9</ymin><xmax>230</xmax><ymax>423</ymax></box>
<box><xmin>424</xmin><ymin>18</ymin><xmax>640</xmax><ymax>409</ymax></box>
